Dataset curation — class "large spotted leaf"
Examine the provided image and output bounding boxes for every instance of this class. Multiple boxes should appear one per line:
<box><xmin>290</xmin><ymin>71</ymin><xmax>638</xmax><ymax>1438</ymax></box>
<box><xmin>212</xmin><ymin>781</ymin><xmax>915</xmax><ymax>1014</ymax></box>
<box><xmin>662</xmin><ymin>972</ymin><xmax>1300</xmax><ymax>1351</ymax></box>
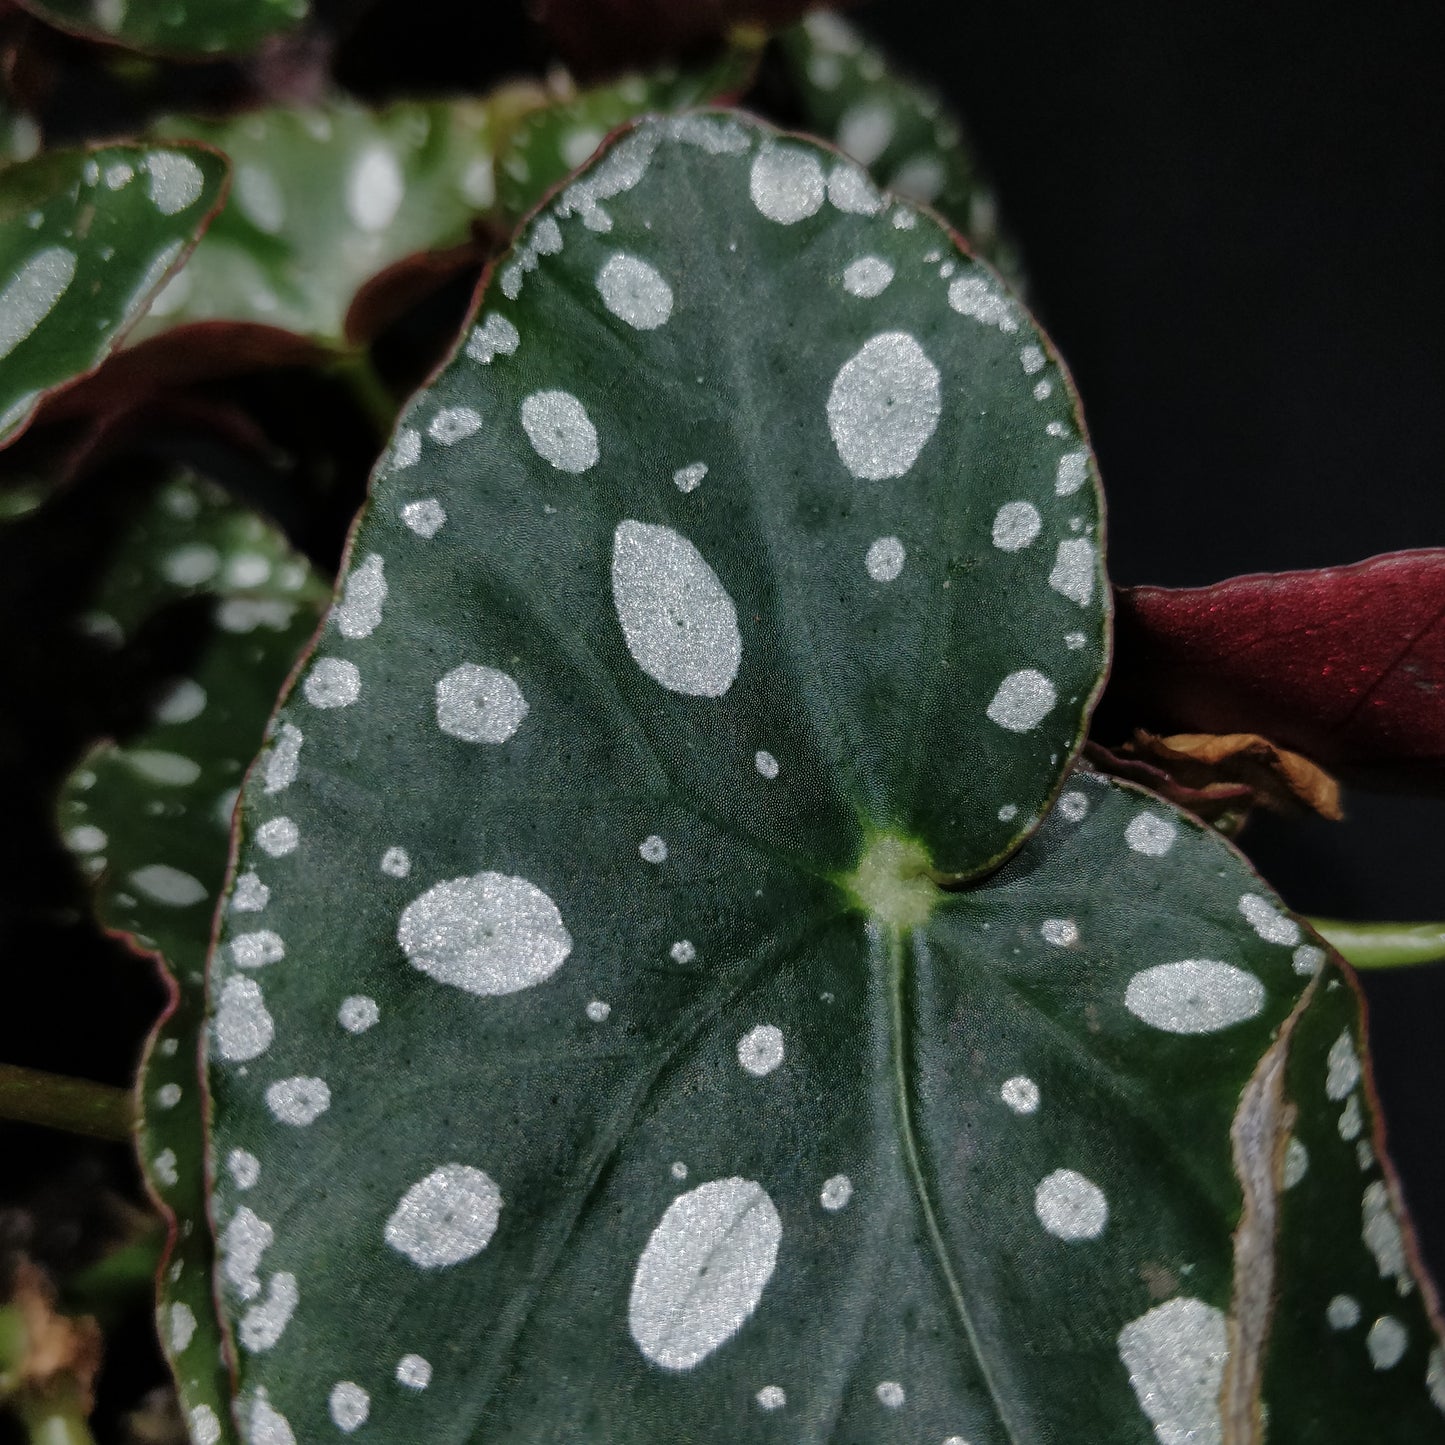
<box><xmin>136</xmin><ymin>100</ymin><xmax>496</xmax><ymax>351</ymax></box>
<box><xmin>57</xmin><ymin>473</ymin><xmax>324</xmax><ymax>1445</ymax></box>
<box><xmin>777</xmin><ymin>12</ymin><xmax>1019</xmax><ymax>275</ymax></box>
<box><xmin>0</xmin><ymin>142</ymin><xmax>227</xmax><ymax>446</ymax></box>
<box><xmin>15</xmin><ymin>0</ymin><xmax>306</xmax><ymax>58</ymax></box>
<box><xmin>195</xmin><ymin>114</ymin><xmax>1441</xmax><ymax>1442</ymax></box>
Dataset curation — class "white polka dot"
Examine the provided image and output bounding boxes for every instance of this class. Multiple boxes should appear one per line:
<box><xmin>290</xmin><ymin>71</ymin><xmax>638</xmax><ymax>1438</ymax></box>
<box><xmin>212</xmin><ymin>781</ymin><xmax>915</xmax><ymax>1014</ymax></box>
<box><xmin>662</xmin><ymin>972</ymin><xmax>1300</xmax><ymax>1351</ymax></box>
<box><xmin>671</xmin><ymin>1161</ymin><xmax>688</xmax><ymax>1180</ymax></box>
<box><xmin>749</xmin><ymin>144</ymin><xmax>825</xmax><ymax>224</ymax></box>
<box><xmin>1283</xmin><ymin>1136</ymin><xmax>1308</xmax><ymax>1187</ymax></box>
<box><xmin>153</xmin><ymin>1149</ymin><xmax>179</xmax><ymax>1188</ymax></box>
<box><xmin>256</xmin><ymin>817</ymin><xmax>298</xmax><ymax>857</ymax></box>
<box><xmin>381</xmin><ymin>846</ymin><xmax>411</xmax><ymax>877</ymax></box>
<box><xmin>1326</xmin><ymin>1029</ymin><xmax>1361</xmax><ymax>1100</ymax></box>
<box><xmin>1327</xmin><ymin>1294</ymin><xmax>1361</xmax><ymax>1330</ymax></box>
<box><xmin>998</xmin><ymin>803</ymin><xmax>1018</xmax><ymax>821</ymax></box>
<box><xmin>231</xmin><ymin>929</ymin><xmax>284</xmax><ymax>969</ymax></box>
<box><xmin>1125</xmin><ymin>960</ymin><xmax>1265</xmax><ymax>1034</ymax></box>
<box><xmin>227</xmin><ymin>1149</ymin><xmax>261</xmax><ymax>1189</ymax></box>
<box><xmin>947</xmin><ymin>274</ymin><xmax>1017</xmax><ymax>332</ymax></box>
<box><xmin>586</xmin><ymin>1000</ymin><xmax>611</xmax><ymax>1022</ymax></box>
<box><xmin>64</xmin><ymin>824</ymin><xmax>107</xmax><ymax>854</ymax></box>
<box><xmin>347</xmin><ymin>145</ymin><xmax>404</xmax><ymax>232</ymax></box>
<box><xmin>628</xmin><ymin>1177</ymin><xmax>781</xmax><ymax>1370</ymax></box>
<box><xmin>842</xmin><ymin>256</ymin><xmax>894</xmax><ymax>298</ymax></box>
<box><xmin>1041</xmin><ymin>918</ymin><xmax>1077</xmax><ymax>947</ymax></box>
<box><xmin>827</xmin><ymin>331</ymin><xmax>941</xmax><ymax>481</ymax></box>
<box><xmin>837</xmin><ymin>99</ymin><xmax>895</xmax><ymax>165</ymax></box>
<box><xmin>611</xmin><ymin>520</ymin><xmax>741</xmax><ymax>697</ymax></box>
<box><xmin>189</xmin><ymin>1404</ymin><xmax>221</xmax><ymax>1445</ymax></box>
<box><xmin>262</xmin><ymin>722</ymin><xmax>303</xmax><ymax>794</ymax></box>
<box><xmin>428</xmin><ymin>406</ymin><xmax>481</xmax><ymax>446</ymax></box>
<box><xmin>561</xmin><ymin>126</ymin><xmax>604</xmax><ymax>167</ymax></box>
<box><xmin>265</xmin><ymin>1076</ymin><xmax>330</xmax><ymax>1126</ymax></box>
<box><xmin>520</xmin><ymin>390</ymin><xmax>598</xmax><ymax>472</ymax></box>
<box><xmin>1126</xmin><ymin>813</ymin><xmax>1177</xmax><ymax>856</ymax></box>
<box><xmin>1001</xmin><ymin>1076</ymin><xmax>1040</xmax><ymax>1114</ymax></box>
<box><xmin>755</xmin><ymin>1385</ymin><xmax>786</xmax><ymax>1410</ymax></box>
<box><xmin>435</xmin><ymin>664</ymin><xmax>528</xmax><ymax>743</ymax></box>
<box><xmin>986</xmin><ymin>669</ymin><xmax>1056</xmax><ymax>732</ymax></box>
<box><xmin>1293</xmin><ymin>943</ymin><xmax>1325</xmax><ymax>976</ymax></box>
<box><xmin>865</xmin><ymin>536</ymin><xmax>906</xmax><ymax>581</ymax></box>
<box><xmin>401</xmin><ymin>498</ymin><xmax>446</xmax><ymax>537</ymax></box>
<box><xmin>1057</xmin><ymin>791</ymin><xmax>1089</xmax><ymax>823</ymax></box>
<box><xmin>395</xmin><ymin>1354</ymin><xmax>431</xmax><ymax>1390</ymax></box>
<box><xmin>1048</xmin><ymin>538</ymin><xmax>1095</xmax><ymax>607</ymax></box>
<box><xmin>1064</xmin><ymin>631</ymin><xmax>1086</xmax><ymax>650</ymax></box>
<box><xmin>597</xmin><ymin>252</ymin><xmax>674</xmax><ymax>329</ymax></box>
<box><xmin>235</xmin><ymin>165</ymin><xmax>285</xmax><ymax>234</ymax></box>
<box><xmin>890</xmin><ymin>153</ymin><xmax>945</xmax><ymax>202</ymax></box>
<box><xmin>338</xmin><ymin>996</ymin><xmax>379</xmax><ymax>1033</ymax></box>
<box><xmin>639</xmin><ymin>835</ymin><xmax>667</xmax><ymax>863</ymax></box>
<box><xmin>826</xmin><ymin>159</ymin><xmax>882</xmax><ymax>215</ymax></box>
<box><xmin>144</xmin><ymin>152</ymin><xmax>204</xmax><ymax>214</ymax></box>
<box><xmin>304</xmin><ymin>657</ymin><xmax>360</xmax><ymax>709</ymax></box>
<box><xmin>1055</xmin><ymin>450</ymin><xmax>1089</xmax><ymax>496</ymax></box>
<box><xmin>1021</xmin><ymin>344</ymin><xmax>1046</xmax><ymax>374</ymax></box>
<box><xmin>737</xmin><ymin>1024</ymin><xmax>784</xmax><ymax>1077</ymax></box>
<box><xmin>329</xmin><ymin>1383</ymin><xmax>369</xmax><ymax>1432</ymax></box>
<box><xmin>754</xmin><ymin>750</ymin><xmax>780</xmax><ymax>779</ymax></box>
<box><xmin>168</xmin><ymin>1300</ymin><xmax>196</xmax><ymax>1351</ymax></box>
<box><xmin>386</xmin><ymin>1164</ymin><xmax>501</xmax><ymax>1268</ymax></box>
<box><xmin>670</xmin><ymin>940</ymin><xmax>696</xmax><ymax>965</ymax></box>
<box><xmin>1368</xmin><ymin>1316</ymin><xmax>1408</xmax><ymax>1370</ymax></box>
<box><xmin>398</xmin><ymin>872</ymin><xmax>571</xmax><ymax>997</ymax></box>
<box><xmin>1034</xmin><ymin>1168</ymin><xmax>1108</xmax><ymax>1240</ymax></box>
<box><xmin>155</xmin><ymin>677</ymin><xmax>206</xmax><ymax>723</ymax></box>
<box><xmin>1118</xmin><ymin>1299</ymin><xmax>1227</xmax><ymax>1445</ymax></box>
<box><xmin>820</xmin><ymin>1174</ymin><xmax>853</xmax><ymax>1211</ymax></box>
<box><xmin>673</xmin><ymin>461</ymin><xmax>708</xmax><ymax>493</ymax></box>
<box><xmin>390</xmin><ymin>429</ymin><xmax>420</xmax><ymax>470</ymax></box>
<box><xmin>1239</xmin><ymin>893</ymin><xmax>1300</xmax><ymax>945</ymax></box>
<box><xmin>875</xmin><ymin>1381</ymin><xmax>906</xmax><ymax>1409</ymax></box>
<box><xmin>466</xmin><ymin>314</ymin><xmax>519</xmax><ymax>365</ymax></box>
<box><xmin>215</xmin><ymin>977</ymin><xmax>273</xmax><ymax>1062</ymax></box>
<box><xmin>130</xmin><ymin>864</ymin><xmax>208</xmax><ymax>907</ymax></box>
<box><xmin>0</xmin><ymin>246</ymin><xmax>78</xmax><ymax>362</ymax></box>
<box><xmin>991</xmin><ymin>501</ymin><xmax>1041</xmax><ymax>552</ymax></box>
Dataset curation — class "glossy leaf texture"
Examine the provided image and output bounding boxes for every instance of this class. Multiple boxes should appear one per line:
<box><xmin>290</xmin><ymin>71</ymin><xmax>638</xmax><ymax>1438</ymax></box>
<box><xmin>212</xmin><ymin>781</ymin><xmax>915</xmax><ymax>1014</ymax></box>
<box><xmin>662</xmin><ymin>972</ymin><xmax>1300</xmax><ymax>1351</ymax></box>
<box><xmin>0</xmin><ymin>142</ymin><xmax>227</xmax><ymax>446</ymax></box>
<box><xmin>1111</xmin><ymin>550</ymin><xmax>1445</xmax><ymax>784</ymax></box>
<box><xmin>137</xmin><ymin>100</ymin><xmax>496</xmax><ymax>351</ymax></box>
<box><xmin>16</xmin><ymin>0</ymin><xmax>306</xmax><ymax>59</ymax></box>
<box><xmin>1263</xmin><ymin>960</ymin><xmax>1445</xmax><ymax>1436</ymax></box>
<box><xmin>57</xmin><ymin>472</ymin><xmax>325</xmax><ymax>1445</ymax></box>
<box><xmin>192</xmin><ymin>114</ymin><xmax>1440</xmax><ymax>1441</ymax></box>
<box><xmin>493</xmin><ymin>51</ymin><xmax>757</xmax><ymax>223</ymax></box>
<box><xmin>777</xmin><ymin>12</ymin><xmax>1019</xmax><ymax>275</ymax></box>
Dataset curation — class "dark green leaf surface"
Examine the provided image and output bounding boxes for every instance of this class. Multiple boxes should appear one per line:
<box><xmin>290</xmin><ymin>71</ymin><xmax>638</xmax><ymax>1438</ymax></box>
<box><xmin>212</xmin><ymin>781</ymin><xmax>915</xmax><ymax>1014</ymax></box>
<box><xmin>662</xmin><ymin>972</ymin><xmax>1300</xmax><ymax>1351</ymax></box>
<box><xmin>1263</xmin><ymin>963</ymin><xmax>1445</xmax><ymax>1438</ymax></box>
<box><xmin>492</xmin><ymin>50</ymin><xmax>757</xmax><ymax>222</ymax></box>
<box><xmin>17</xmin><ymin>0</ymin><xmax>306</xmax><ymax>58</ymax></box>
<box><xmin>778</xmin><ymin>12</ymin><xmax>1019</xmax><ymax>275</ymax></box>
<box><xmin>0</xmin><ymin>143</ymin><xmax>227</xmax><ymax>446</ymax></box>
<box><xmin>194</xmin><ymin>113</ymin><xmax>1440</xmax><ymax>1441</ymax></box>
<box><xmin>137</xmin><ymin>101</ymin><xmax>494</xmax><ymax>349</ymax></box>
<box><xmin>58</xmin><ymin>473</ymin><xmax>324</xmax><ymax>1445</ymax></box>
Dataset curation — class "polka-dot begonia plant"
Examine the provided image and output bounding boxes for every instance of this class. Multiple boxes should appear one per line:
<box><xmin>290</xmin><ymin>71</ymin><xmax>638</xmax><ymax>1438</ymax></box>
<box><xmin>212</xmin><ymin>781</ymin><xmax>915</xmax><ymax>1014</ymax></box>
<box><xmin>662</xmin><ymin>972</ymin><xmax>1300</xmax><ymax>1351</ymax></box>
<box><xmin>169</xmin><ymin>111</ymin><xmax>1445</xmax><ymax>1443</ymax></box>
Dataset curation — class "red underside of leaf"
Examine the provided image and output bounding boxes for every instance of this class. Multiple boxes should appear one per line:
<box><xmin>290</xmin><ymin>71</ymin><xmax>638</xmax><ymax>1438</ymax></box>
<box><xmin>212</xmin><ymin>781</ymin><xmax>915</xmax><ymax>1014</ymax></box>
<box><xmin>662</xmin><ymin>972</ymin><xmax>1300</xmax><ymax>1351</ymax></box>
<box><xmin>1110</xmin><ymin>550</ymin><xmax>1445</xmax><ymax>778</ymax></box>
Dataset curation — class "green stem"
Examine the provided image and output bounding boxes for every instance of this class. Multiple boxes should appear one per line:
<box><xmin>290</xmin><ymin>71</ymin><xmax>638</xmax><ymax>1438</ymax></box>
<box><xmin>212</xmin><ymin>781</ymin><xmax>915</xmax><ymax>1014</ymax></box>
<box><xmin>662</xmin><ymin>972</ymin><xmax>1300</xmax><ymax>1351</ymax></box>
<box><xmin>330</xmin><ymin>350</ymin><xmax>398</xmax><ymax>438</ymax></box>
<box><xmin>1308</xmin><ymin>919</ymin><xmax>1445</xmax><ymax>971</ymax></box>
<box><xmin>0</xmin><ymin>1065</ymin><xmax>133</xmax><ymax>1142</ymax></box>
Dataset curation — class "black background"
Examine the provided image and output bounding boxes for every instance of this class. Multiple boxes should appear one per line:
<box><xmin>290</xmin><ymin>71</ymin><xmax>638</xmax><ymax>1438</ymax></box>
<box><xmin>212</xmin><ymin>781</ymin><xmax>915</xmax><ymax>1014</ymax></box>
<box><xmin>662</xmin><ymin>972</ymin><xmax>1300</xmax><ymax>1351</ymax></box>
<box><xmin>0</xmin><ymin>0</ymin><xmax>1442</xmax><ymax>1433</ymax></box>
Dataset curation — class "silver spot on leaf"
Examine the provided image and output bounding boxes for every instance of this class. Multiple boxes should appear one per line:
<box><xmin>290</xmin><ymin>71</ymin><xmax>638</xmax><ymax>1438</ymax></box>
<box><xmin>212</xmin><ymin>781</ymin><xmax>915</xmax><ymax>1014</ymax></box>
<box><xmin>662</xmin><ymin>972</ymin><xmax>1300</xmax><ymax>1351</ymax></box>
<box><xmin>1239</xmin><ymin>892</ymin><xmax>1300</xmax><ymax>945</ymax></box>
<box><xmin>737</xmin><ymin>1024</ymin><xmax>784</xmax><ymax>1077</ymax></box>
<box><xmin>986</xmin><ymin>669</ymin><xmax>1057</xmax><ymax>732</ymax></box>
<box><xmin>215</xmin><ymin>977</ymin><xmax>273</xmax><ymax>1062</ymax></box>
<box><xmin>749</xmin><ymin>144</ymin><xmax>825</xmax><ymax>224</ymax></box>
<box><xmin>826</xmin><ymin>331</ymin><xmax>941</xmax><ymax>481</ymax></box>
<box><xmin>628</xmin><ymin>1177</ymin><xmax>781</xmax><ymax>1371</ymax></box>
<box><xmin>435</xmin><ymin>664</ymin><xmax>529</xmax><ymax>743</ymax></box>
<box><xmin>336</xmin><ymin>555</ymin><xmax>387</xmax><ymax>639</ymax></box>
<box><xmin>520</xmin><ymin>390</ymin><xmax>598</xmax><ymax>472</ymax></box>
<box><xmin>1125</xmin><ymin>960</ymin><xmax>1265</xmax><ymax>1035</ymax></box>
<box><xmin>398</xmin><ymin>872</ymin><xmax>572</xmax><ymax>997</ymax></box>
<box><xmin>1034</xmin><ymin>1168</ymin><xmax>1108</xmax><ymax>1240</ymax></box>
<box><xmin>991</xmin><ymin>500</ymin><xmax>1041</xmax><ymax>552</ymax></box>
<box><xmin>264</xmin><ymin>1076</ymin><xmax>330</xmax><ymax>1126</ymax></box>
<box><xmin>1117</xmin><ymin>1298</ymin><xmax>1228</xmax><ymax>1445</ymax></box>
<box><xmin>597</xmin><ymin>252</ymin><xmax>674</xmax><ymax>329</ymax></box>
<box><xmin>385</xmin><ymin>1164</ymin><xmax>502</xmax><ymax>1268</ymax></box>
<box><xmin>611</xmin><ymin>521</ymin><xmax>741</xmax><ymax>697</ymax></box>
<box><xmin>1126</xmin><ymin>813</ymin><xmax>1177</xmax><ymax>856</ymax></box>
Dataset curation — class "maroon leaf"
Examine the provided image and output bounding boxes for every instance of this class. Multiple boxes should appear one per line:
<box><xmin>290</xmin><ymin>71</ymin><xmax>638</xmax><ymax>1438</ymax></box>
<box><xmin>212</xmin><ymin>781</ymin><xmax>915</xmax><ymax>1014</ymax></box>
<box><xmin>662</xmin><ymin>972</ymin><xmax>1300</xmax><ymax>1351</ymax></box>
<box><xmin>1110</xmin><ymin>550</ymin><xmax>1445</xmax><ymax>781</ymax></box>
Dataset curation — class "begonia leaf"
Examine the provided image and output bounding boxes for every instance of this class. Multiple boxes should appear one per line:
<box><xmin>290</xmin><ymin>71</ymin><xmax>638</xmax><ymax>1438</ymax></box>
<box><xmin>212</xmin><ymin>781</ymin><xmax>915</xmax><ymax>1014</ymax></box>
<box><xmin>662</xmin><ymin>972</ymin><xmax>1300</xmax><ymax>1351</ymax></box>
<box><xmin>15</xmin><ymin>0</ymin><xmax>307</xmax><ymax>60</ymax></box>
<box><xmin>0</xmin><ymin>142</ymin><xmax>227</xmax><ymax>448</ymax></box>
<box><xmin>184</xmin><ymin>113</ymin><xmax>1442</xmax><ymax>1442</ymax></box>
<box><xmin>57</xmin><ymin>471</ymin><xmax>325</xmax><ymax>1445</ymax></box>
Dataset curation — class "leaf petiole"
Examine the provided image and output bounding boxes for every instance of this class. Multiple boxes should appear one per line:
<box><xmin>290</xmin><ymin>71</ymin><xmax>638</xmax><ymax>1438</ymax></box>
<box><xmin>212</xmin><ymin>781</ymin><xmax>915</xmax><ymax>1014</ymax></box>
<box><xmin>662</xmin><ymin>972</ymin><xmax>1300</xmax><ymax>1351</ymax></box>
<box><xmin>1308</xmin><ymin>919</ymin><xmax>1445</xmax><ymax>971</ymax></box>
<box><xmin>0</xmin><ymin>1064</ymin><xmax>134</xmax><ymax>1142</ymax></box>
